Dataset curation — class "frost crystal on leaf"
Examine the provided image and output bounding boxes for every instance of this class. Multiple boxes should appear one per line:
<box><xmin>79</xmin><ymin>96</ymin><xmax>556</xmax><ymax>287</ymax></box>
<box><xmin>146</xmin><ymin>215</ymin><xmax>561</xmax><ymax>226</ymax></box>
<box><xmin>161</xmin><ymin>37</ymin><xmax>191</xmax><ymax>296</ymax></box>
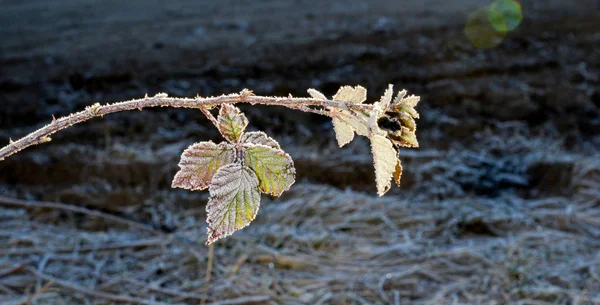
<box><xmin>307</xmin><ymin>88</ymin><xmax>327</xmax><ymax>100</ymax></box>
<box><xmin>172</xmin><ymin>141</ymin><xmax>235</xmax><ymax>191</ymax></box>
<box><xmin>333</xmin><ymin>86</ymin><xmax>367</xmax><ymax>104</ymax></box>
<box><xmin>371</xmin><ymin>135</ymin><xmax>398</xmax><ymax>196</ymax></box>
<box><xmin>393</xmin><ymin>89</ymin><xmax>420</xmax><ymax>119</ymax></box>
<box><xmin>332</xmin><ymin>114</ymin><xmax>356</xmax><ymax>147</ymax></box>
<box><xmin>329</xmin><ymin>85</ymin><xmax>368</xmax><ymax>147</ymax></box>
<box><xmin>379</xmin><ymin>84</ymin><xmax>394</xmax><ymax>113</ymax></box>
<box><xmin>218</xmin><ymin>104</ymin><xmax>249</xmax><ymax>142</ymax></box>
<box><xmin>206</xmin><ymin>163</ymin><xmax>261</xmax><ymax>245</ymax></box>
<box><xmin>390</xmin><ymin>126</ymin><xmax>419</xmax><ymax>148</ymax></box>
<box><xmin>243</xmin><ymin>144</ymin><xmax>295</xmax><ymax>196</ymax></box>
<box><xmin>241</xmin><ymin>131</ymin><xmax>280</xmax><ymax>149</ymax></box>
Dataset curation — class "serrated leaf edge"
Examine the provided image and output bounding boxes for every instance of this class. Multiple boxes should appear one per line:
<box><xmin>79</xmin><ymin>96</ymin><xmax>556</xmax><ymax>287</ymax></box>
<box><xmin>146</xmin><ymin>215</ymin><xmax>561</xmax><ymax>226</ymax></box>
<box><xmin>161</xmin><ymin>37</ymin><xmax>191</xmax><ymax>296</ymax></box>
<box><xmin>243</xmin><ymin>143</ymin><xmax>296</xmax><ymax>196</ymax></box>
<box><xmin>206</xmin><ymin>163</ymin><xmax>261</xmax><ymax>245</ymax></box>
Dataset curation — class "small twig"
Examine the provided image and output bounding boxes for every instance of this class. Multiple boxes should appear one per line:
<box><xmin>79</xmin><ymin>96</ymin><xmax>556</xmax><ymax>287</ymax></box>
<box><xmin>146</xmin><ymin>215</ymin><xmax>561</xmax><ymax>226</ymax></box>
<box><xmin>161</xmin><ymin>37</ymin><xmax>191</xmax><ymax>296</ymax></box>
<box><xmin>204</xmin><ymin>295</ymin><xmax>272</xmax><ymax>305</ymax></box>
<box><xmin>0</xmin><ymin>195</ymin><xmax>206</xmax><ymax>263</ymax></box>
<box><xmin>0</xmin><ymin>260</ymin><xmax>32</xmax><ymax>278</ymax></box>
<box><xmin>0</xmin><ymin>92</ymin><xmax>371</xmax><ymax>161</ymax></box>
<box><xmin>0</xmin><ymin>238</ymin><xmax>165</xmax><ymax>256</ymax></box>
<box><xmin>199</xmin><ymin>106</ymin><xmax>220</xmax><ymax>129</ymax></box>
<box><xmin>25</xmin><ymin>279</ymin><xmax>55</xmax><ymax>305</ymax></box>
<box><xmin>27</xmin><ymin>268</ymin><xmax>184</xmax><ymax>305</ymax></box>
<box><xmin>228</xmin><ymin>252</ymin><xmax>250</xmax><ymax>277</ymax></box>
<box><xmin>0</xmin><ymin>195</ymin><xmax>159</xmax><ymax>234</ymax></box>
<box><xmin>201</xmin><ymin>243</ymin><xmax>215</xmax><ymax>305</ymax></box>
<box><xmin>119</xmin><ymin>277</ymin><xmax>207</xmax><ymax>301</ymax></box>
<box><xmin>0</xmin><ymin>297</ymin><xmax>28</xmax><ymax>305</ymax></box>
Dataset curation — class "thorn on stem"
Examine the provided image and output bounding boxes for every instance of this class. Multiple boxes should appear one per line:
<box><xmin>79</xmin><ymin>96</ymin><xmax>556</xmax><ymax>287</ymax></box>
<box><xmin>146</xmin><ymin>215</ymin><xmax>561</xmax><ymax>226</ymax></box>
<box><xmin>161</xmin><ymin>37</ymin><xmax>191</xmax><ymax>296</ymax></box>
<box><xmin>239</xmin><ymin>89</ymin><xmax>255</xmax><ymax>102</ymax></box>
<box><xmin>9</xmin><ymin>137</ymin><xmax>14</xmax><ymax>144</ymax></box>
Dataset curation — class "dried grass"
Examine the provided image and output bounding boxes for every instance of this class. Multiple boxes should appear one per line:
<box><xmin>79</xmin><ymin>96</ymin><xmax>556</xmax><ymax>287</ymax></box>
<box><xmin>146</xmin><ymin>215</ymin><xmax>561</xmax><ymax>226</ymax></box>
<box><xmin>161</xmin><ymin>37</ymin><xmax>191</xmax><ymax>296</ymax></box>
<box><xmin>1</xmin><ymin>123</ymin><xmax>599</xmax><ymax>305</ymax></box>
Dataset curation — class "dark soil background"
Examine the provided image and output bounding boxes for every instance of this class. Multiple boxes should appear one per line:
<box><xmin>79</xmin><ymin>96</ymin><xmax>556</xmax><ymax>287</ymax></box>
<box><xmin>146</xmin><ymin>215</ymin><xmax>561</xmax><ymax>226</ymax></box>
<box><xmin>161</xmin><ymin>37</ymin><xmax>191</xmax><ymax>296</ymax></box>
<box><xmin>1</xmin><ymin>1</ymin><xmax>600</xmax><ymax>304</ymax></box>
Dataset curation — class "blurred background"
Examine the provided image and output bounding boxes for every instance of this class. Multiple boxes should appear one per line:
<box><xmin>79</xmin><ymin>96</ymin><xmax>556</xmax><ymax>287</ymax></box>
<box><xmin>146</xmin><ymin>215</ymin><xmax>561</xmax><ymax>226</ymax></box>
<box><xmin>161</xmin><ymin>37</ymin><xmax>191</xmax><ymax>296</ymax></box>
<box><xmin>1</xmin><ymin>0</ymin><xmax>599</xmax><ymax>304</ymax></box>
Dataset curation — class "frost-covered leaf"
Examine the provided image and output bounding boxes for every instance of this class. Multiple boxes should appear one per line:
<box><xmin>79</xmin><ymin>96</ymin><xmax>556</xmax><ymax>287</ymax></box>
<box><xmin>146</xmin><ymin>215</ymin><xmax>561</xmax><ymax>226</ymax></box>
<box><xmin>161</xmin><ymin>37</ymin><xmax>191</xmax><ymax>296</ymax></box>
<box><xmin>307</xmin><ymin>88</ymin><xmax>327</xmax><ymax>100</ymax></box>
<box><xmin>241</xmin><ymin>131</ymin><xmax>280</xmax><ymax>149</ymax></box>
<box><xmin>333</xmin><ymin>86</ymin><xmax>367</xmax><ymax>104</ymax></box>
<box><xmin>368</xmin><ymin>103</ymin><xmax>382</xmax><ymax>137</ymax></box>
<box><xmin>329</xmin><ymin>86</ymin><xmax>369</xmax><ymax>147</ymax></box>
<box><xmin>393</xmin><ymin>159</ymin><xmax>403</xmax><ymax>187</ymax></box>
<box><xmin>371</xmin><ymin>135</ymin><xmax>398</xmax><ymax>196</ymax></box>
<box><xmin>243</xmin><ymin>144</ymin><xmax>295</xmax><ymax>196</ymax></box>
<box><xmin>390</xmin><ymin>127</ymin><xmax>419</xmax><ymax>148</ymax></box>
<box><xmin>378</xmin><ymin>84</ymin><xmax>394</xmax><ymax>113</ymax></box>
<box><xmin>332</xmin><ymin>115</ymin><xmax>356</xmax><ymax>147</ymax></box>
<box><xmin>398</xmin><ymin>112</ymin><xmax>416</xmax><ymax>132</ymax></box>
<box><xmin>172</xmin><ymin>141</ymin><xmax>236</xmax><ymax>191</ymax></box>
<box><xmin>393</xmin><ymin>89</ymin><xmax>420</xmax><ymax>119</ymax></box>
<box><xmin>218</xmin><ymin>104</ymin><xmax>249</xmax><ymax>142</ymax></box>
<box><xmin>331</xmin><ymin>109</ymin><xmax>371</xmax><ymax>147</ymax></box>
<box><xmin>206</xmin><ymin>163</ymin><xmax>261</xmax><ymax>245</ymax></box>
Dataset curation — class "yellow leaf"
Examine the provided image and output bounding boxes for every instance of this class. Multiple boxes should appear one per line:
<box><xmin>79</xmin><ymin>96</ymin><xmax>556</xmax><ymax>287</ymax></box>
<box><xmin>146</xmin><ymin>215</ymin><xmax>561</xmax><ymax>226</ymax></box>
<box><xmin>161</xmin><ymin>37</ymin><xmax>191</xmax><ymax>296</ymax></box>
<box><xmin>333</xmin><ymin>86</ymin><xmax>367</xmax><ymax>104</ymax></box>
<box><xmin>378</xmin><ymin>84</ymin><xmax>394</xmax><ymax>113</ymax></box>
<box><xmin>332</xmin><ymin>116</ymin><xmax>355</xmax><ymax>147</ymax></box>
<box><xmin>371</xmin><ymin>135</ymin><xmax>398</xmax><ymax>196</ymax></box>
<box><xmin>328</xmin><ymin>86</ymin><xmax>369</xmax><ymax>147</ymax></box>
<box><xmin>393</xmin><ymin>160</ymin><xmax>403</xmax><ymax>187</ymax></box>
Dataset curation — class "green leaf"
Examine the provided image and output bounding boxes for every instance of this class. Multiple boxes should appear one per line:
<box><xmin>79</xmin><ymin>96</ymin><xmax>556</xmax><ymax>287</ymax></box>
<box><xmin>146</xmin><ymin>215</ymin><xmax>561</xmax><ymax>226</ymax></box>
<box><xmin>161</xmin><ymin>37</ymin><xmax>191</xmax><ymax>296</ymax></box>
<box><xmin>243</xmin><ymin>144</ymin><xmax>295</xmax><ymax>196</ymax></box>
<box><xmin>218</xmin><ymin>104</ymin><xmax>249</xmax><ymax>142</ymax></box>
<box><xmin>206</xmin><ymin>163</ymin><xmax>261</xmax><ymax>245</ymax></box>
<box><xmin>371</xmin><ymin>135</ymin><xmax>398</xmax><ymax>196</ymax></box>
<box><xmin>240</xmin><ymin>131</ymin><xmax>280</xmax><ymax>149</ymax></box>
<box><xmin>172</xmin><ymin>141</ymin><xmax>236</xmax><ymax>191</ymax></box>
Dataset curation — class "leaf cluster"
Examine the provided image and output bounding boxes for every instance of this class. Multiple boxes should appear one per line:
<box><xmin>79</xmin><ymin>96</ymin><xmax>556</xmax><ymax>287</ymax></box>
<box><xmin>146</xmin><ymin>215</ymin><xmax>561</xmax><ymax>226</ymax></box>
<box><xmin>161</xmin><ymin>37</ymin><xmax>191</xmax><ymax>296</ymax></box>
<box><xmin>172</xmin><ymin>104</ymin><xmax>295</xmax><ymax>245</ymax></box>
<box><xmin>173</xmin><ymin>85</ymin><xmax>420</xmax><ymax>244</ymax></box>
<box><xmin>309</xmin><ymin>84</ymin><xmax>420</xmax><ymax>196</ymax></box>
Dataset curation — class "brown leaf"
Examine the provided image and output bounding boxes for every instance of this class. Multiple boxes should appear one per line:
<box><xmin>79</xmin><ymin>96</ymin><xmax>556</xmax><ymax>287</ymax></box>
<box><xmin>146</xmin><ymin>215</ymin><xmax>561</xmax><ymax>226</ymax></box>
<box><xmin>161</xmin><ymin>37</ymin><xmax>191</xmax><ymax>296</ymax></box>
<box><xmin>393</xmin><ymin>160</ymin><xmax>403</xmax><ymax>187</ymax></box>
<box><xmin>172</xmin><ymin>141</ymin><xmax>236</xmax><ymax>191</ymax></box>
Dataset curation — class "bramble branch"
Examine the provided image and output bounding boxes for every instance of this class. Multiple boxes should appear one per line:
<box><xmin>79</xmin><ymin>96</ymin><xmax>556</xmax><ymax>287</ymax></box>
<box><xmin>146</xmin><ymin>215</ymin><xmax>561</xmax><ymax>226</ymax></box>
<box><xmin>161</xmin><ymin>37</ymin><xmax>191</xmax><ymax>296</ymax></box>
<box><xmin>1</xmin><ymin>85</ymin><xmax>419</xmax><ymax>244</ymax></box>
<box><xmin>0</xmin><ymin>91</ymin><xmax>372</xmax><ymax>161</ymax></box>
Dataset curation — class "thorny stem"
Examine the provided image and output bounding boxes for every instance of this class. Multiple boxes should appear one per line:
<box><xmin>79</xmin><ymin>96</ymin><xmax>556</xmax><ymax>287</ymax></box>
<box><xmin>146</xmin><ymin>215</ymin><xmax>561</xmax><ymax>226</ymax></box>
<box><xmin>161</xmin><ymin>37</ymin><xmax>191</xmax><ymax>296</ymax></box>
<box><xmin>0</xmin><ymin>91</ymin><xmax>374</xmax><ymax>161</ymax></box>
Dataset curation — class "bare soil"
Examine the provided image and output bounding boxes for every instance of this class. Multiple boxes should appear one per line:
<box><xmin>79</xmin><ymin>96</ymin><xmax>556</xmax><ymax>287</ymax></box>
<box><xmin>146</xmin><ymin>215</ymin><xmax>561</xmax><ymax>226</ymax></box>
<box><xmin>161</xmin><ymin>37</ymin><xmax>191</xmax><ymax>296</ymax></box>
<box><xmin>1</xmin><ymin>0</ymin><xmax>600</xmax><ymax>304</ymax></box>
